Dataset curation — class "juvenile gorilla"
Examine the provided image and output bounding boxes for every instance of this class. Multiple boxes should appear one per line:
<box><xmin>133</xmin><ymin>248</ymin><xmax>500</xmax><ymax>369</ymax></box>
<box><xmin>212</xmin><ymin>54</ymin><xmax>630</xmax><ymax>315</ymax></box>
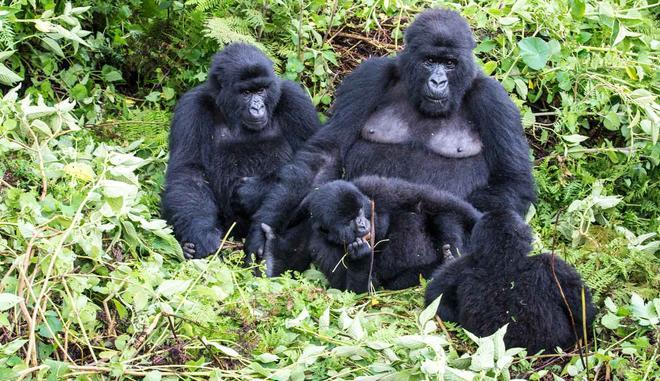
<box><xmin>424</xmin><ymin>210</ymin><xmax>596</xmax><ymax>353</ymax></box>
<box><xmin>247</xmin><ymin>9</ymin><xmax>535</xmax><ymax>274</ymax></box>
<box><xmin>265</xmin><ymin>176</ymin><xmax>482</xmax><ymax>292</ymax></box>
<box><xmin>162</xmin><ymin>43</ymin><xmax>319</xmax><ymax>259</ymax></box>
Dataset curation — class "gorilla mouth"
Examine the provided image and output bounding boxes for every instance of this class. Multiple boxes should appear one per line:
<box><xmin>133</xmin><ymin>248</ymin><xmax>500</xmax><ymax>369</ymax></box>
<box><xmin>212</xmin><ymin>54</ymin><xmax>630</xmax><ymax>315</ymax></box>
<box><xmin>243</xmin><ymin>117</ymin><xmax>268</xmax><ymax>130</ymax></box>
<box><xmin>425</xmin><ymin>95</ymin><xmax>447</xmax><ymax>104</ymax></box>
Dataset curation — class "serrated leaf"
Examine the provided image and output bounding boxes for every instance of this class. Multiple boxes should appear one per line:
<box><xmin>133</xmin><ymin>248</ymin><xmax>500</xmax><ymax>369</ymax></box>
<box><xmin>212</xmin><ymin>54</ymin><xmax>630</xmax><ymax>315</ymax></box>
<box><xmin>0</xmin><ymin>63</ymin><xmax>22</xmax><ymax>85</ymax></box>
<box><xmin>63</xmin><ymin>162</ymin><xmax>95</xmax><ymax>181</ymax></box>
<box><xmin>41</xmin><ymin>37</ymin><xmax>65</xmax><ymax>57</ymax></box>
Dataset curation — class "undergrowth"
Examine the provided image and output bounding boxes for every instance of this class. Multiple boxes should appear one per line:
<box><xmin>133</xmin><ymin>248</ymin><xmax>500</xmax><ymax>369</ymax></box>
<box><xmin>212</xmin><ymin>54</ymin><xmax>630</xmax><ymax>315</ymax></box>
<box><xmin>0</xmin><ymin>0</ymin><xmax>658</xmax><ymax>380</ymax></box>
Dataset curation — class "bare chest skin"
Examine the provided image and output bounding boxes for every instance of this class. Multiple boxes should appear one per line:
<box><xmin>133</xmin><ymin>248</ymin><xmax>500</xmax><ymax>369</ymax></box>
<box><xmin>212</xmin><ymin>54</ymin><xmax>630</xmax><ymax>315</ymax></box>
<box><xmin>361</xmin><ymin>102</ymin><xmax>482</xmax><ymax>158</ymax></box>
<box><xmin>346</xmin><ymin>100</ymin><xmax>489</xmax><ymax>198</ymax></box>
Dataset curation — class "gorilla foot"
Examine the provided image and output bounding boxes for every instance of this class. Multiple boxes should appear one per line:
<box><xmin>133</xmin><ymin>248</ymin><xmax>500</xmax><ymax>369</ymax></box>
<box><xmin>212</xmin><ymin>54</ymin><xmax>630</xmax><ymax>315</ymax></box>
<box><xmin>348</xmin><ymin>238</ymin><xmax>372</xmax><ymax>260</ymax></box>
<box><xmin>182</xmin><ymin>242</ymin><xmax>197</xmax><ymax>259</ymax></box>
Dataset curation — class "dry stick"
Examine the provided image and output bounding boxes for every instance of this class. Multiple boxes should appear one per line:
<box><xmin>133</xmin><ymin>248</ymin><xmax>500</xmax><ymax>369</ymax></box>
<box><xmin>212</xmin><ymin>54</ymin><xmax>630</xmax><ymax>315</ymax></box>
<box><xmin>435</xmin><ymin>316</ymin><xmax>454</xmax><ymax>346</ymax></box>
<box><xmin>17</xmin><ymin>234</ymin><xmax>38</xmax><ymax>365</ymax></box>
<box><xmin>548</xmin><ymin>209</ymin><xmax>588</xmax><ymax>372</ymax></box>
<box><xmin>335</xmin><ymin>32</ymin><xmax>398</xmax><ymax>50</ymax></box>
<box><xmin>367</xmin><ymin>199</ymin><xmax>376</xmax><ymax>293</ymax></box>
<box><xmin>322</xmin><ymin>0</ymin><xmax>339</xmax><ymax>43</ymax></box>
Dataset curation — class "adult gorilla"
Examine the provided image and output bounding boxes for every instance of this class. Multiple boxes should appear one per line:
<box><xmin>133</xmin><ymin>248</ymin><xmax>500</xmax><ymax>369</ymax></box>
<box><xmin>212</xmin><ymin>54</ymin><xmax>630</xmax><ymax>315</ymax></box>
<box><xmin>247</xmin><ymin>9</ymin><xmax>535</xmax><ymax>283</ymax></box>
<box><xmin>162</xmin><ymin>43</ymin><xmax>319</xmax><ymax>259</ymax></box>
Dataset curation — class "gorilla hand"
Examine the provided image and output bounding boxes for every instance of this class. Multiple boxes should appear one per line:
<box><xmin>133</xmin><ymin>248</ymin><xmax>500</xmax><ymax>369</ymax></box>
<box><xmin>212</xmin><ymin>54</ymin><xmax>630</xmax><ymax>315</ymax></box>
<box><xmin>245</xmin><ymin>222</ymin><xmax>268</xmax><ymax>262</ymax></box>
<box><xmin>182</xmin><ymin>228</ymin><xmax>223</xmax><ymax>259</ymax></box>
<box><xmin>347</xmin><ymin>237</ymin><xmax>371</xmax><ymax>260</ymax></box>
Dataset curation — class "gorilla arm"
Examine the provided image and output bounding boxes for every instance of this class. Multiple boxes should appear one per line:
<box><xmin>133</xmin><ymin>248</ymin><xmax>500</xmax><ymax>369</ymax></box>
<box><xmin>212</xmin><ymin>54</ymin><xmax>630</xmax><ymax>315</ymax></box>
<box><xmin>464</xmin><ymin>76</ymin><xmax>536</xmax><ymax>216</ymax></box>
<box><xmin>246</xmin><ymin>58</ymin><xmax>399</xmax><ymax>258</ymax></box>
<box><xmin>277</xmin><ymin>80</ymin><xmax>321</xmax><ymax>150</ymax></box>
<box><xmin>162</xmin><ymin>88</ymin><xmax>223</xmax><ymax>258</ymax></box>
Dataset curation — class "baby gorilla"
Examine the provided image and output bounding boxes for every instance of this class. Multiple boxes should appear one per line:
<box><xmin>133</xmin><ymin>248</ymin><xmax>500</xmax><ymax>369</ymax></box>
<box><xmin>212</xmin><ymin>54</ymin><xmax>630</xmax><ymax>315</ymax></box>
<box><xmin>265</xmin><ymin>176</ymin><xmax>482</xmax><ymax>292</ymax></box>
<box><xmin>425</xmin><ymin>210</ymin><xmax>596</xmax><ymax>353</ymax></box>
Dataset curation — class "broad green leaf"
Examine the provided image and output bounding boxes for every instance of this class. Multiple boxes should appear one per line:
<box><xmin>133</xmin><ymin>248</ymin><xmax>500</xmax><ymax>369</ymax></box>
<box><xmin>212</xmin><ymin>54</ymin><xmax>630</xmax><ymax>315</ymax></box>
<box><xmin>144</xmin><ymin>371</ymin><xmax>162</xmax><ymax>381</ymax></box>
<box><xmin>419</xmin><ymin>295</ymin><xmax>441</xmax><ymax>327</ymax></box>
<box><xmin>0</xmin><ymin>293</ymin><xmax>21</xmax><ymax>311</ymax></box>
<box><xmin>518</xmin><ymin>37</ymin><xmax>551</xmax><ymax>70</ymax></box>
<box><xmin>562</xmin><ymin>134</ymin><xmax>588</xmax><ymax>144</ymax></box>
<box><xmin>0</xmin><ymin>63</ymin><xmax>22</xmax><ymax>85</ymax></box>
<box><xmin>156</xmin><ymin>279</ymin><xmax>191</xmax><ymax>298</ymax></box>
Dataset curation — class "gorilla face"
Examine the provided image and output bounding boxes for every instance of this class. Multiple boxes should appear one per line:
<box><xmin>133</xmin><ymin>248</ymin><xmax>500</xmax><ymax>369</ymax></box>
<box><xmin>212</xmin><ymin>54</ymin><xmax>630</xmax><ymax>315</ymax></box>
<box><xmin>209</xmin><ymin>44</ymin><xmax>282</xmax><ymax>132</ymax></box>
<box><xmin>398</xmin><ymin>9</ymin><xmax>477</xmax><ymax>117</ymax></box>
<box><xmin>237</xmin><ymin>81</ymin><xmax>275</xmax><ymax>131</ymax></box>
<box><xmin>419</xmin><ymin>55</ymin><xmax>457</xmax><ymax>113</ymax></box>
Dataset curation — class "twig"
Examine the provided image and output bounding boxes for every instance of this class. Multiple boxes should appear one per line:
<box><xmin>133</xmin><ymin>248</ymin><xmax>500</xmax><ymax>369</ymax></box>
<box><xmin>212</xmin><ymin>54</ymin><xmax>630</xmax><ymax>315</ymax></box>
<box><xmin>367</xmin><ymin>199</ymin><xmax>376</xmax><ymax>294</ymax></box>
<box><xmin>435</xmin><ymin>316</ymin><xmax>453</xmax><ymax>346</ymax></box>
<box><xmin>548</xmin><ymin>209</ymin><xmax>587</xmax><ymax>371</ymax></box>
<box><xmin>322</xmin><ymin>0</ymin><xmax>339</xmax><ymax>43</ymax></box>
<box><xmin>335</xmin><ymin>32</ymin><xmax>398</xmax><ymax>50</ymax></box>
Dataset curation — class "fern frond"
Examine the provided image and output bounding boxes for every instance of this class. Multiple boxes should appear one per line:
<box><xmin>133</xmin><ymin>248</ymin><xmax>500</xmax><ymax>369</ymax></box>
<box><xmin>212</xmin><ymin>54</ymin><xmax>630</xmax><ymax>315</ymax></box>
<box><xmin>204</xmin><ymin>17</ymin><xmax>280</xmax><ymax>67</ymax></box>
<box><xmin>0</xmin><ymin>20</ymin><xmax>15</xmax><ymax>49</ymax></box>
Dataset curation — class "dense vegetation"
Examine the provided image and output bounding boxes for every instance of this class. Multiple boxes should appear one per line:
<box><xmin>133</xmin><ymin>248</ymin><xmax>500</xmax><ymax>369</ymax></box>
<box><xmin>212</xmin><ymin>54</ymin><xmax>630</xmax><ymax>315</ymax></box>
<box><xmin>0</xmin><ymin>0</ymin><xmax>658</xmax><ymax>379</ymax></box>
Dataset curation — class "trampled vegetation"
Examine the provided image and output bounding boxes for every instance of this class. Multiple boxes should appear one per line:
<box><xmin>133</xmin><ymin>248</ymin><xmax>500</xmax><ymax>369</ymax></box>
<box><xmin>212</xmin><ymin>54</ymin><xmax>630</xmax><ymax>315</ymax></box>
<box><xmin>0</xmin><ymin>0</ymin><xmax>658</xmax><ymax>380</ymax></box>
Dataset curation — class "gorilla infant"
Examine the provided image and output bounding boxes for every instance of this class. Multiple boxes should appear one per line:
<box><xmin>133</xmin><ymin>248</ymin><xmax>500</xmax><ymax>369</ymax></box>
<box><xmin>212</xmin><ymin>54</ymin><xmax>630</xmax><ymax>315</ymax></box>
<box><xmin>265</xmin><ymin>176</ymin><xmax>482</xmax><ymax>292</ymax></box>
<box><xmin>162</xmin><ymin>43</ymin><xmax>319</xmax><ymax>259</ymax></box>
<box><xmin>246</xmin><ymin>9</ymin><xmax>536</xmax><ymax>277</ymax></box>
<box><xmin>425</xmin><ymin>210</ymin><xmax>596</xmax><ymax>353</ymax></box>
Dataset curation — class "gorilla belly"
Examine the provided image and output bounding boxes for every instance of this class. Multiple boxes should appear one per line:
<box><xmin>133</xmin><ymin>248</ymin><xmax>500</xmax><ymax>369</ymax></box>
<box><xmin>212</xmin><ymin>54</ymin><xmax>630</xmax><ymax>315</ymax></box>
<box><xmin>345</xmin><ymin>141</ymin><xmax>488</xmax><ymax>198</ymax></box>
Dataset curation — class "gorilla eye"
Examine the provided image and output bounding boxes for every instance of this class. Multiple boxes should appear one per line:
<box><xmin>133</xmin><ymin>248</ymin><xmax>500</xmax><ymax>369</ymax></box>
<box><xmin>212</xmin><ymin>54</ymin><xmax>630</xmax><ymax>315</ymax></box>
<box><xmin>445</xmin><ymin>59</ymin><xmax>457</xmax><ymax>69</ymax></box>
<box><xmin>241</xmin><ymin>90</ymin><xmax>251</xmax><ymax>96</ymax></box>
<box><xmin>423</xmin><ymin>58</ymin><xmax>436</xmax><ymax>67</ymax></box>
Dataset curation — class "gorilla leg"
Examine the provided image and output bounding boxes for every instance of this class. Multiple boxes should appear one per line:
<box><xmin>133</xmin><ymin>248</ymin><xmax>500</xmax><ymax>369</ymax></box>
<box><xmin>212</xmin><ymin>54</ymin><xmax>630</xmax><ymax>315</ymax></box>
<box><xmin>263</xmin><ymin>222</ymin><xmax>312</xmax><ymax>277</ymax></box>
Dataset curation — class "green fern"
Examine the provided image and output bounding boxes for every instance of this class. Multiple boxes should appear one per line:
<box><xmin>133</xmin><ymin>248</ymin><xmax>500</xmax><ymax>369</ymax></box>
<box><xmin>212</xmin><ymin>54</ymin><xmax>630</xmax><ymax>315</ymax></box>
<box><xmin>204</xmin><ymin>17</ymin><xmax>280</xmax><ymax>66</ymax></box>
<box><xmin>114</xmin><ymin>109</ymin><xmax>170</xmax><ymax>151</ymax></box>
<box><xmin>0</xmin><ymin>20</ymin><xmax>15</xmax><ymax>49</ymax></box>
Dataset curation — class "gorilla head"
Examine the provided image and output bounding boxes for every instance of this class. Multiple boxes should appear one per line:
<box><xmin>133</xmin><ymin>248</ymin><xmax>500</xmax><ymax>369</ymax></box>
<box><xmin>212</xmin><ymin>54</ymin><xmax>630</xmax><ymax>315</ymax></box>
<box><xmin>398</xmin><ymin>9</ymin><xmax>477</xmax><ymax>117</ymax></box>
<box><xmin>469</xmin><ymin>209</ymin><xmax>533</xmax><ymax>265</ymax></box>
<box><xmin>307</xmin><ymin>181</ymin><xmax>372</xmax><ymax>245</ymax></box>
<box><xmin>209</xmin><ymin>43</ymin><xmax>282</xmax><ymax>131</ymax></box>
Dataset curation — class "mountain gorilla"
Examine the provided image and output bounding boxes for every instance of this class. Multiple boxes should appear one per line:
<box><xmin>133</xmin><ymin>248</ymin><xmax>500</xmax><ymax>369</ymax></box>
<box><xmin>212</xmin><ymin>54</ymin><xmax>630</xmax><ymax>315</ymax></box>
<box><xmin>162</xmin><ymin>43</ymin><xmax>319</xmax><ymax>259</ymax></box>
<box><xmin>264</xmin><ymin>176</ymin><xmax>482</xmax><ymax>292</ymax></box>
<box><xmin>246</xmin><ymin>9</ymin><xmax>535</xmax><ymax>281</ymax></box>
<box><xmin>425</xmin><ymin>210</ymin><xmax>596</xmax><ymax>353</ymax></box>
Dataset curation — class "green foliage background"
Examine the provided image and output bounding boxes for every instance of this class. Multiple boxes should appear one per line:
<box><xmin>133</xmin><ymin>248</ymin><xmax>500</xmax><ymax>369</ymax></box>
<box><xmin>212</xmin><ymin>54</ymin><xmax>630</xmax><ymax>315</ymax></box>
<box><xmin>0</xmin><ymin>0</ymin><xmax>658</xmax><ymax>380</ymax></box>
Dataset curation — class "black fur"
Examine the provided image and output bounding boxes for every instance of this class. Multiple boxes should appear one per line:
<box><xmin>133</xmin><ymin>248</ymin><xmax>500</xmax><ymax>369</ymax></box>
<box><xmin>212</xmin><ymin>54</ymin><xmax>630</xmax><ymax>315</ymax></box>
<box><xmin>267</xmin><ymin>176</ymin><xmax>482</xmax><ymax>292</ymax></box>
<box><xmin>424</xmin><ymin>210</ymin><xmax>596</xmax><ymax>353</ymax></box>
<box><xmin>246</xmin><ymin>9</ymin><xmax>535</xmax><ymax>284</ymax></box>
<box><xmin>162</xmin><ymin>43</ymin><xmax>319</xmax><ymax>259</ymax></box>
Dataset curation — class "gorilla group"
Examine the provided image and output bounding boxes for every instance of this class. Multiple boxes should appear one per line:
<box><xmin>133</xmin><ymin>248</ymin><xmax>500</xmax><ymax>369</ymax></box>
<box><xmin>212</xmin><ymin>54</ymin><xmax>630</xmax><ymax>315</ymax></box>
<box><xmin>162</xmin><ymin>8</ymin><xmax>595</xmax><ymax>353</ymax></box>
<box><xmin>246</xmin><ymin>8</ymin><xmax>536</xmax><ymax>288</ymax></box>
<box><xmin>162</xmin><ymin>43</ymin><xmax>319</xmax><ymax>259</ymax></box>
<box><xmin>425</xmin><ymin>210</ymin><xmax>596</xmax><ymax>353</ymax></box>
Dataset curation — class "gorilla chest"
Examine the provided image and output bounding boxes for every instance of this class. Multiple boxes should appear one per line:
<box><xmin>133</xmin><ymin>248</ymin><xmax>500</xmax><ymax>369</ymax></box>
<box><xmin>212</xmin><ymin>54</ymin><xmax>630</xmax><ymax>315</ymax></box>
<box><xmin>204</xmin><ymin>126</ymin><xmax>293</xmax><ymax>178</ymax></box>
<box><xmin>360</xmin><ymin>107</ymin><xmax>482</xmax><ymax>158</ymax></box>
<box><xmin>345</xmin><ymin>108</ymin><xmax>489</xmax><ymax>197</ymax></box>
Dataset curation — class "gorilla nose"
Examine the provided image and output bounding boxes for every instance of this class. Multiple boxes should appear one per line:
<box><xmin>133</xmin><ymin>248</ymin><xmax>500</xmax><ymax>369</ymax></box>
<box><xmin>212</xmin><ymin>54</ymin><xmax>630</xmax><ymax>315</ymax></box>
<box><xmin>250</xmin><ymin>104</ymin><xmax>265</xmax><ymax>118</ymax></box>
<box><xmin>429</xmin><ymin>76</ymin><xmax>448</xmax><ymax>93</ymax></box>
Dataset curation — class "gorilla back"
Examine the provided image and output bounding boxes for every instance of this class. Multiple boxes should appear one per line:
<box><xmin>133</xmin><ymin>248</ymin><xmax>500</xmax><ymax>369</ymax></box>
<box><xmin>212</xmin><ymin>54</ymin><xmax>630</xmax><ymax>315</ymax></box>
<box><xmin>162</xmin><ymin>43</ymin><xmax>319</xmax><ymax>259</ymax></box>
